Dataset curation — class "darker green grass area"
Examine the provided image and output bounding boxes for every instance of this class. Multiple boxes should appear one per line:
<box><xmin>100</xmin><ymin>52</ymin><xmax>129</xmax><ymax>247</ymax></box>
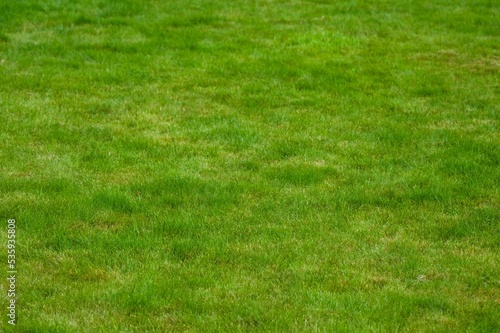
<box><xmin>1</xmin><ymin>0</ymin><xmax>499</xmax><ymax>332</ymax></box>
<box><xmin>266</xmin><ymin>165</ymin><xmax>336</xmax><ymax>186</ymax></box>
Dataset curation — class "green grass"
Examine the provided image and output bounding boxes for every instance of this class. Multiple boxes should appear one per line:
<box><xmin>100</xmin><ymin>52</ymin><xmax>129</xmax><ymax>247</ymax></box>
<box><xmin>0</xmin><ymin>0</ymin><xmax>499</xmax><ymax>331</ymax></box>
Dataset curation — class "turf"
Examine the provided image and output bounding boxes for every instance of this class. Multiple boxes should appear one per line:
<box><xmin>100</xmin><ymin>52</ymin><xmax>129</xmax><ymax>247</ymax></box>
<box><xmin>0</xmin><ymin>0</ymin><xmax>499</xmax><ymax>332</ymax></box>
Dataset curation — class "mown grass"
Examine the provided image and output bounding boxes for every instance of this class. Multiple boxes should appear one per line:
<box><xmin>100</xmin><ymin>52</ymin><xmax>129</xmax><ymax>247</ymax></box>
<box><xmin>0</xmin><ymin>0</ymin><xmax>499</xmax><ymax>332</ymax></box>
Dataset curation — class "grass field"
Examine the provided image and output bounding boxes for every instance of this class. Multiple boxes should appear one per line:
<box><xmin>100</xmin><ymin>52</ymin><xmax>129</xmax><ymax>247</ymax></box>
<box><xmin>0</xmin><ymin>0</ymin><xmax>499</xmax><ymax>331</ymax></box>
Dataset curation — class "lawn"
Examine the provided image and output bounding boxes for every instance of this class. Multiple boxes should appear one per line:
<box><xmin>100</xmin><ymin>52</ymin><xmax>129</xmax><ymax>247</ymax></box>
<box><xmin>0</xmin><ymin>0</ymin><xmax>499</xmax><ymax>332</ymax></box>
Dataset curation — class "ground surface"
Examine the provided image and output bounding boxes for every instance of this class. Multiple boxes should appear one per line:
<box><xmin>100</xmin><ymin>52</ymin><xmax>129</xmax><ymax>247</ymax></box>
<box><xmin>0</xmin><ymin>0</ymin><xmax>499</xmax><ymax>332</ymax></box>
